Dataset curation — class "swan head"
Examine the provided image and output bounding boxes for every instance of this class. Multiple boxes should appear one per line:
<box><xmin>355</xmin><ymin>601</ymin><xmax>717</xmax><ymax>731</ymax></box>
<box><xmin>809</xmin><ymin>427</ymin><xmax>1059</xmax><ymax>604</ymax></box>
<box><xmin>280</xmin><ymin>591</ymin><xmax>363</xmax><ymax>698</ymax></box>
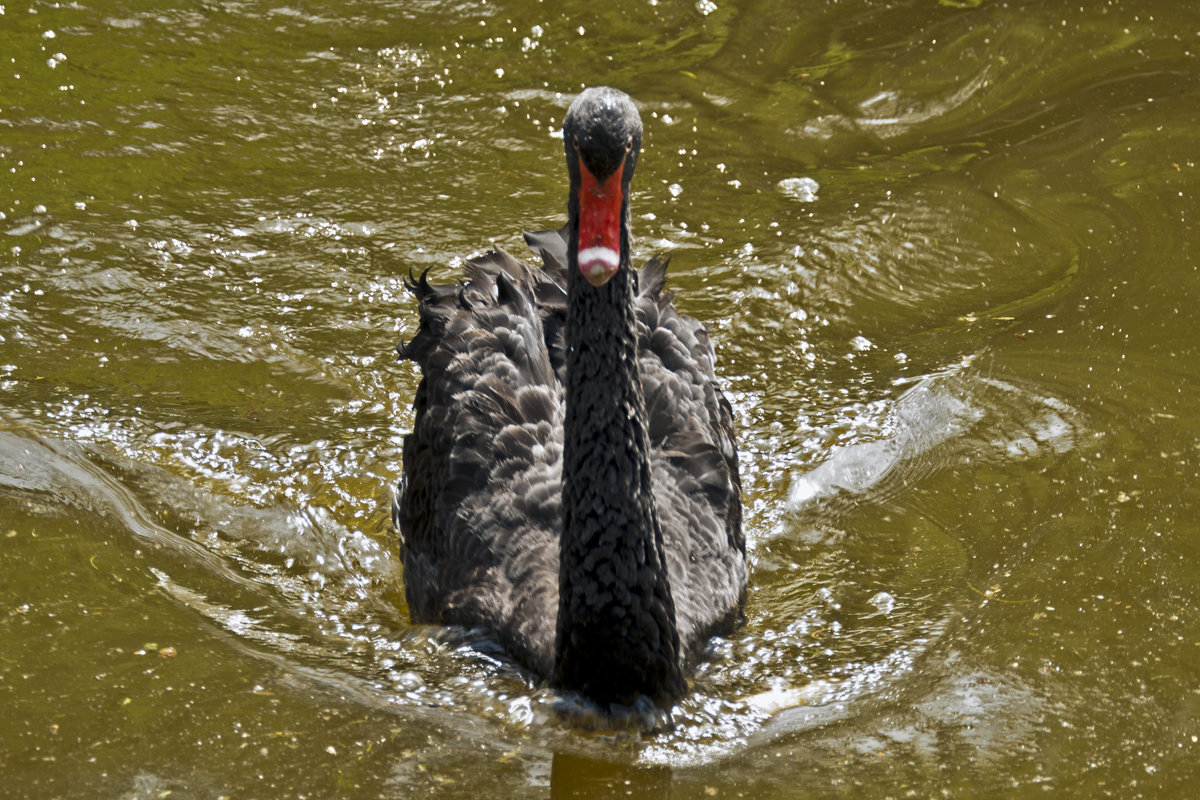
<box><xmin>563</xmin><ymin>87</ymin><xmax>643</xmax><ymax>287</ymax></box>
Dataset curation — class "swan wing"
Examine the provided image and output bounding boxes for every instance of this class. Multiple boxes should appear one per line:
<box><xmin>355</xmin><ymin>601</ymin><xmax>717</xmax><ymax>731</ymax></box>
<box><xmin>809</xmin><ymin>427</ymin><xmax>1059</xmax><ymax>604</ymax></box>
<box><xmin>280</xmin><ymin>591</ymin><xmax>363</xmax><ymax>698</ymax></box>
<box><xmin>635</xmin><ymin>260</ymin><xmax>747</xmax><ymax>657</ymax></box>
<box><xmin>397</xmin><ymin>250</ymin><xmax>564</xmax><ymax>676</ymax></box>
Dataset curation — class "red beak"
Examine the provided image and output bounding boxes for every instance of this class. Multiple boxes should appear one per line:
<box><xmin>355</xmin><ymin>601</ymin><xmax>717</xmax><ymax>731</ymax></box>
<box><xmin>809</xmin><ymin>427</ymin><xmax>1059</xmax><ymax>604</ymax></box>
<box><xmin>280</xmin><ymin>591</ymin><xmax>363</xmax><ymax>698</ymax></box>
<box><xmin>576</xmin><ymin>156</ymin><xmax>625</xmax><ymax>287</ymax></box>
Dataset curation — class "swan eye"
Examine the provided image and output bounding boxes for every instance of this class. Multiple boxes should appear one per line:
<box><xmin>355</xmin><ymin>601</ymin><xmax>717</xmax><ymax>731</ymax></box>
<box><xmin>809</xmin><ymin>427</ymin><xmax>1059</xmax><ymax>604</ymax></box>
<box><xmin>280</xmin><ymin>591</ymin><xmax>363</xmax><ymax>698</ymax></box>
<box><xmin>572</xmin><ymin>136</ymin><xmax>580</xmax><ymax>150</ymax></box>
<box><xmin>625</xmin><ymin>137</ymin><xmax>633</xmax><ymax>152</ymax></box>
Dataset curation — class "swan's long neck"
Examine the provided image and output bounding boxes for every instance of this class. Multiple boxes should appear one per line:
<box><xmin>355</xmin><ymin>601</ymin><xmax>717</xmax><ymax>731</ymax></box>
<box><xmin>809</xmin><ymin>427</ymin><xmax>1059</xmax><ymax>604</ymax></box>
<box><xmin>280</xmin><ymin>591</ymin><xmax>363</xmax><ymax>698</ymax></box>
<box><xmin>553</xmin><ymin>205</ymin><xmax>685</xmax><ymax>706</ymax></box>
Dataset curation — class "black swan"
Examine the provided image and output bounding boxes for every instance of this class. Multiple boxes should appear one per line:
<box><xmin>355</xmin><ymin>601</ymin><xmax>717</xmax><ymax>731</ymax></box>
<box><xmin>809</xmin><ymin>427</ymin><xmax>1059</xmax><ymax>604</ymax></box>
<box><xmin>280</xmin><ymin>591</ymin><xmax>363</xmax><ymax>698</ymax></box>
<box><xmin>395</xmin><ymin>86</ymin><xmax>746</xmax><ymax>707</ymax></box>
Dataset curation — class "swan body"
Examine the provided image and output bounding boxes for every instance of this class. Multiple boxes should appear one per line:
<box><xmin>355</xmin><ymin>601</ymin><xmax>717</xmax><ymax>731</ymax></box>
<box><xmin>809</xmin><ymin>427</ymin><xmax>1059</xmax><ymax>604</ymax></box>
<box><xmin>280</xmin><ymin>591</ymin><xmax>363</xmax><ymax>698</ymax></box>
<box><xmin>396</xmin><ymin>87</ymin><xmax>745</xmax><ymax>706</ymax></box>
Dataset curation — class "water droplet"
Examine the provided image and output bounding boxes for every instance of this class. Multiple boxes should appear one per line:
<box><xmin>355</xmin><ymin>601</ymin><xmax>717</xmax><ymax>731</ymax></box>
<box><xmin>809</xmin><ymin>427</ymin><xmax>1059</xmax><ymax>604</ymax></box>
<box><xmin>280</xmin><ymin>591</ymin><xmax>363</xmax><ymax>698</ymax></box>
<box><xmin>778</xmin><ymin>176</ymin><xmax>819</xmax><ymax>202</ymax></box>
<box><xmin>869</xmin><ymin>591</ymin><xmax>896</xmax><ymax>614</ymax></box>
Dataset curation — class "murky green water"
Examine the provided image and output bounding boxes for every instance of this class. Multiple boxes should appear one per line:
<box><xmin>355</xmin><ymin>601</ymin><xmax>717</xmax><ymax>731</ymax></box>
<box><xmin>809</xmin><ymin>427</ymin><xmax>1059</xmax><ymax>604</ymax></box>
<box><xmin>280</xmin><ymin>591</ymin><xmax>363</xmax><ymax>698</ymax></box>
<box><xmin>3</xmin><ymin>0</ymin><xmax>1199</xmax><ymax>796</ymax></box>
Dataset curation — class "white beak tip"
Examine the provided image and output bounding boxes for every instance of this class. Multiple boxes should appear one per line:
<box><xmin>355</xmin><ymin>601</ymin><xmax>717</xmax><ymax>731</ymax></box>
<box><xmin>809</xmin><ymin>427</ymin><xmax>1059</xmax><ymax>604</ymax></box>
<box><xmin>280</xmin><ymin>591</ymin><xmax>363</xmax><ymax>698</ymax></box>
<box><xmin>578</xmin><ymin>246</ymin><xmax>620</xmax><ymax>286</ymax></box>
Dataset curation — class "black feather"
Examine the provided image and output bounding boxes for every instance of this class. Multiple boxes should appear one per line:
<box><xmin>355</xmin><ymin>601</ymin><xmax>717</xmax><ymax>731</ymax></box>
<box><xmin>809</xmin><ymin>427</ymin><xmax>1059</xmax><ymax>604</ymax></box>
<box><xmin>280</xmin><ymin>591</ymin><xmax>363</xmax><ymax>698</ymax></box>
<box><xmin>395</xmin><ymin>87</ymin><xmax>745</xmax><ymax>708</ymax></box>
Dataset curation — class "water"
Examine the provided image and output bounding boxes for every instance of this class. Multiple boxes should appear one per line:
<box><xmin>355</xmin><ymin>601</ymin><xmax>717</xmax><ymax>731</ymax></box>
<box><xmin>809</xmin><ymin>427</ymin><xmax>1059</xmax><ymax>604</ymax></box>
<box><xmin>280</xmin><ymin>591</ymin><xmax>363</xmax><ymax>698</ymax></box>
<box><xmin>3</xmin><ymin>1</ymin><xmax>1199</xmax><ymax>797</ymax></box>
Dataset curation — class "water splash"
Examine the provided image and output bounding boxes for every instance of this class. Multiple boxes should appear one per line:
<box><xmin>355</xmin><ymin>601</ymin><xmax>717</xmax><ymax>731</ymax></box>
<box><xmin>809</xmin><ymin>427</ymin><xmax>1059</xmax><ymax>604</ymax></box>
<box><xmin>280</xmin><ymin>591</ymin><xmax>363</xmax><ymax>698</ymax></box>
<box><xmin>788</xmin><ymin>358</ymin><xmax>1081</xmax><ymax>510</ymax></box>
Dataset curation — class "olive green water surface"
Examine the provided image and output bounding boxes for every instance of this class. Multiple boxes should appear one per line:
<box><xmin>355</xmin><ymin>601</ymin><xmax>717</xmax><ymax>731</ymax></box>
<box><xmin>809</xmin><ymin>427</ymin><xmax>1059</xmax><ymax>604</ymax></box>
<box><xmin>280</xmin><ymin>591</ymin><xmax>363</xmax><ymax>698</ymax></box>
<box><xmin>2</xmin><ymin>0</ymin><xmax>1199</xmax><ymax>797</ymax></box>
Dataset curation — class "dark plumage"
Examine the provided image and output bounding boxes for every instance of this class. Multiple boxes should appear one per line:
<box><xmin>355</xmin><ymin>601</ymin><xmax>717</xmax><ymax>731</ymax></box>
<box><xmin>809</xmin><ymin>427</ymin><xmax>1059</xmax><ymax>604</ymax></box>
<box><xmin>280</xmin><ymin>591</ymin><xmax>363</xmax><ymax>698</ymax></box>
<box><xmin>395</xmin><ymin>87</ymin><xmax>746</xmax><ymax>708</ymax></box>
